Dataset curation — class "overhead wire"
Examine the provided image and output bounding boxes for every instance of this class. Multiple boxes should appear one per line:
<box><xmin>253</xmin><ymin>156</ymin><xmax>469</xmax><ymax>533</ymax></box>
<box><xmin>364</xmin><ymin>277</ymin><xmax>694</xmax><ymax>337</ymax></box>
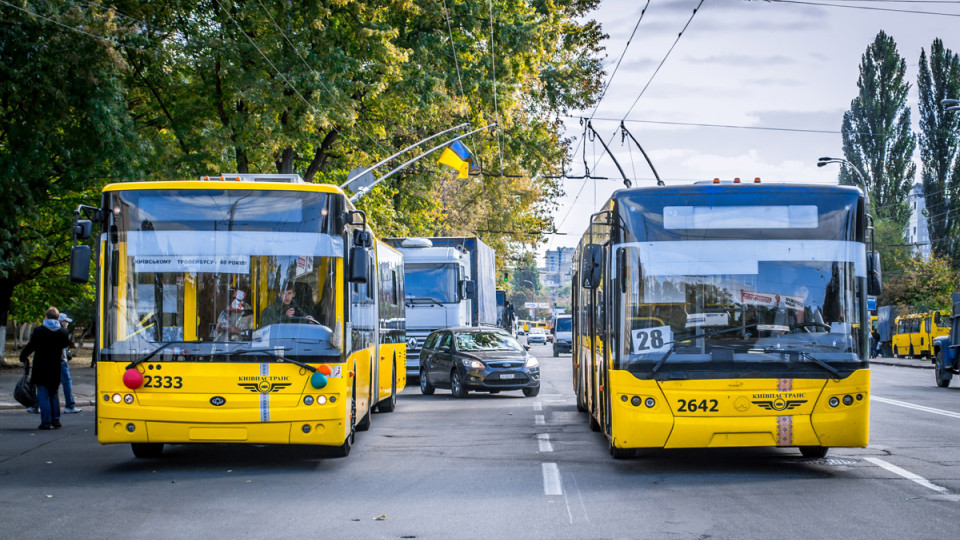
<box><xmin>253</xmin><ymin>0</ymin><xmax>391</xmax><ymax>157</ymax></box>
<box><xmin>212</xmin><ymin>0</ymin><xmax>386</xmax><ymax>162</ymax></box>
<box><xmin>441</xmin><ymin>0</ymin><xmax>468</xmax><ymax>111</ymax></box>
<box><xmin>764</xmin><ymin>0</ymin><xmax>960</xmax><ymax>17</ymax></box>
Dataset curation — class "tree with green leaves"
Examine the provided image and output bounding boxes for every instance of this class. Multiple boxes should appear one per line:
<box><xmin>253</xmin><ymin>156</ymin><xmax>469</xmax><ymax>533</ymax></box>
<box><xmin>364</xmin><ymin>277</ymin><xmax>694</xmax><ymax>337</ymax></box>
<box><xmin>841</xmin><ymin>31</ymin><xmax>916</xmax><ymax>227</ymax></box>
<box><xmin>879</xmin><ymin>255</ymin><xmax>958</xmax><ymax>312</ymax></box>
<box><xmin>917</xmin><ymin>38</ymin><xmax>960</xmax><ymax>267</ymax></box>
<box><xmin>0</xmin><ymin>2</ymin><xmax>138</xmax><ymax>363</ymax></box>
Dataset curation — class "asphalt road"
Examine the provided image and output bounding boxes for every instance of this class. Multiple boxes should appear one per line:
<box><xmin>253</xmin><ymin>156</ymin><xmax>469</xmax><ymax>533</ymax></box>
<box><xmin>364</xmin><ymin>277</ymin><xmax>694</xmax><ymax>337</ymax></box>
<box><xmin>2</xmin><ymin>342</ymin><xmax>960</xmax><ymax>539</ymax></box>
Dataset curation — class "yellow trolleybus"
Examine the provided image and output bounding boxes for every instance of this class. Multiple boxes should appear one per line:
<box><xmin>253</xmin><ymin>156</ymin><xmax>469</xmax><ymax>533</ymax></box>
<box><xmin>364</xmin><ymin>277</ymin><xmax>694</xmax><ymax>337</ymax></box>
<box><xmin>69</xmin><ymin>174</ymin><xmax>403</xmax><ymax>458</ymax></box>
<box><xmin>572</xmin><ymin>181</ymin><xmax>881</xmax><ymax>458</ymax></box>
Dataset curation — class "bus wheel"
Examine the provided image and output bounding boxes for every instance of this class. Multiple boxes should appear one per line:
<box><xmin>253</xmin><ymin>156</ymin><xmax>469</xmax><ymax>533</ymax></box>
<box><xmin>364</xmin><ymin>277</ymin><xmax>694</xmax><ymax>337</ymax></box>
<box><xmin>589</xmin><ymin>413</ymin><xmax>601</xmax><ymax>432</ymax></box>
<box><xmin>356</xmin><ymin>375</ymin><xmax>372</xmax><ymax>432</ymax></box>
<box><xmin>328</xmin><ymin>386</ymin><xmax>357</xmax><ymax>458</ymax></box>
<box><xmin>935</xmin><ymin>350</ymin><xmax>952</xmax><ymax>388</ymax></box>
<box><xmin>609</xmin><ymin>441</ymin><xmax>633</xmax><ymax>460</ymax></box>
<box><xmin>908</xmin><ymin>345</ymin><xmax>915</xmax><ymax>359</ymax></box>
<box><xmin>131</xmin><ymin>443</ymin><xmax>163</xmax><ymax>459</ymax></box>
<box><xmin>799</xmin><ymin>446</ymin><xmax>828</xmax><ymax>458</ymax></box>
<box><xmin>378</xmin><ymin>360</ymin><xmax>398</xmax><ymax>413</ymax></box>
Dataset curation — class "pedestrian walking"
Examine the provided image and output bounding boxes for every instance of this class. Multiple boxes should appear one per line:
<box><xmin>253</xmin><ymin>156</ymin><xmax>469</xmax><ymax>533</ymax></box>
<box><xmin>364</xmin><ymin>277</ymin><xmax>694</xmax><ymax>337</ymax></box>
<box><xmin>59</xmin><ymin>313</ymin><xmax>82</xmax><ymax>413</ymax></box>
<box><xmin>20</xmin><ymin>308</ymin><xmax>73</xmax><ymax>430</ymax></box>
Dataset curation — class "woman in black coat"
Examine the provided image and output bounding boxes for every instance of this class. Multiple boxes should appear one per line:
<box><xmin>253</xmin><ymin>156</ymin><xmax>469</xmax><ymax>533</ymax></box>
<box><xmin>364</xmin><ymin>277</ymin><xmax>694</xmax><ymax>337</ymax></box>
<box><xmin>20</xmin><ymin>308</ymin><xmax>72</xmax><ymax>430</ymax></box>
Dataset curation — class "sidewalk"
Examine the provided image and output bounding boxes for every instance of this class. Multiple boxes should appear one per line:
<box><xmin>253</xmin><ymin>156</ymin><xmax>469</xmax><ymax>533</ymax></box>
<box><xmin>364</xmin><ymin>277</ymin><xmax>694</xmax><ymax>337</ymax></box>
<box><xmin>0</xmin><ymin>358</ymin><xmax>97</xmax><ymax>411</ymax></box>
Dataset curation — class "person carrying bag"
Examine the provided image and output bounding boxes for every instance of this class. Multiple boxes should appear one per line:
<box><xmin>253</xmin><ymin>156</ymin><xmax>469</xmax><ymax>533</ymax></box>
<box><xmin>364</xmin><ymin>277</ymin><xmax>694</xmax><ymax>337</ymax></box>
<box><xmin>14</xmin><ymin>362</ymin><xmax>36</xmax><ymax>409</ymax></box>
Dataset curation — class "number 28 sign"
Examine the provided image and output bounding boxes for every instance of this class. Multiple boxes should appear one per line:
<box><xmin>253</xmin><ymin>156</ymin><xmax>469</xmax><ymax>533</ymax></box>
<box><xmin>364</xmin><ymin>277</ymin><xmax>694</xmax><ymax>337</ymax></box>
<box><xmin>631</xmin><ymin>325</ymin><xmax>673</xmax><ymax>354</ymax></box>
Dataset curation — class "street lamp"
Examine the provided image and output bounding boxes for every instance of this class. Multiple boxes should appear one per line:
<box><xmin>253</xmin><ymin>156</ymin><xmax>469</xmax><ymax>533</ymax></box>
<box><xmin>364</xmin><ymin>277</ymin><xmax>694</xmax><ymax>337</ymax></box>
<box><xmin>943</xmin><ymin>98</ymin><xmax>960</xmax><ymax>113</ymax></box>
<box><xmin>817</xmin><ymin>156</ymin><xmax>870</xmax><ymax>211</ymax></box>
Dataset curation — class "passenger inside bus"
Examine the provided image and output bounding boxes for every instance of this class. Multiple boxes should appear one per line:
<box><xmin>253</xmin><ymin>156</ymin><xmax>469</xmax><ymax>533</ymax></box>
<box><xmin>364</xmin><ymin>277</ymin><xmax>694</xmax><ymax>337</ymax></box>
<box><xmin>213</xmin><ymin>289</ymin><xmax>253</xmax><ymax>341</ymax></box>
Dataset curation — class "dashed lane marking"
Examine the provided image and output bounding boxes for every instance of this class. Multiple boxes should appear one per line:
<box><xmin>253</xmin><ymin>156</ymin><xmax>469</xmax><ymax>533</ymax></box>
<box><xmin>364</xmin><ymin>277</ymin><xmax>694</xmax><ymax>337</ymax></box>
<box><xmin>537</xmin><ymin>433</ymin><xmax>554</xmax><ymax>452</ymax></box>
<box><xmin>535</xmin><ymin>414</ymin><xmax>545</xmax><ymax>425</ymax></box>
<box><xmin>542</xmin><ymin>463</ymin><xmax>563</xmax><ymax>495</ymax></box>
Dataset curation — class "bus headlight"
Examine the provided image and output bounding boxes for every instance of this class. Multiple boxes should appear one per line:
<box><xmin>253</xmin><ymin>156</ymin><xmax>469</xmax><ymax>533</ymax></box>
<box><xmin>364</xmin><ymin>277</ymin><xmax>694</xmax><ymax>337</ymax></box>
<box><xmin>829</xmin><ymin>397</ymin><xmax>840</xmax><ymax>407</ymax></box>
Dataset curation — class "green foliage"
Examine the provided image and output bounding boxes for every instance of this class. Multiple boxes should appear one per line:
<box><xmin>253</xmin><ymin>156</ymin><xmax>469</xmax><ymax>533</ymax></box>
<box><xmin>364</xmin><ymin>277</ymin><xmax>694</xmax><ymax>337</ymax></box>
<box><xmin>880</xmin><ymin>256</ymin><xmax>959</xmax><ymax>312</ymax></box>
<box><xmin>874</xmin><ymin>217</ymin><xmax>911</xmax><ymax>283</ymax></box>
<box><xmin>0</xmin><ymin>1</ymin><xmax>139</xmax><ymax>324</ymax></box>
<box><xmin>841</xmin><ymin>31</ymin><xmax>916</xmax><ymax>227</ymax></box>
<box><xmin>917</xmin><ymin>39</ymin><xmax>960</xmax><ymax>267</ymax></box>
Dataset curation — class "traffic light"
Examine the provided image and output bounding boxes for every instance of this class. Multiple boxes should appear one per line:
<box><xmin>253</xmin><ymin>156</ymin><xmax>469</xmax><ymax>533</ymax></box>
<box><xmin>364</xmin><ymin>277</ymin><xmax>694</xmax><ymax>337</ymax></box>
<box><xmin>503</xmin><ymin>271</ymin><xmax>509</xmax><ymax>283</ymax></box>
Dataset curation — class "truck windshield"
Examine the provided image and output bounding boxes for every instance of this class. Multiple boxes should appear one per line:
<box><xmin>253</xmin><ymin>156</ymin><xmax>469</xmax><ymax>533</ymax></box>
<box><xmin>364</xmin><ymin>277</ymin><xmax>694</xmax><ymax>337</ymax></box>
<box><xmin>614</xmin><ymin>187</ymin><xmax>867</xmax><ymax>378</ymax></box>
<box><xmin>100</xmin><ymin>189</ymin><xmax>343</xmax><ymax>363</ymax></box>
<box><xmin>404</xmin><ymin>263</ymin><xmax>458</xmax><ymax>304</ymax></box>
<box><xmin>555</xmin><ymin>317</ymin><xmax>572</xmax><ymax>333</ymax></box>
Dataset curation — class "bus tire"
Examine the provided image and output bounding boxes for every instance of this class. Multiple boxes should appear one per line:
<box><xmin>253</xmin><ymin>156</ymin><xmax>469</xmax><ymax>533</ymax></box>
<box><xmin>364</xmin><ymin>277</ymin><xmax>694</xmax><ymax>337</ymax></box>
<box><xmin>935</xmin><ymin>350</ymin><xmax>952</xmax><ymax>388</ymax></box>
<box><xmin>799</xmin><ymin>446</ymin><xmax>828</xmax><ymax>458</ymax></box>
<box><xmin>131</xmin><ymin>443</ymin><xmax>163</xmax><ymax>459</ymax></box>
<box><xmin>908</xmin><ymin>345</ymin><xmax>914</xmax><ymax>359</ymax></box>
<box><xmin>378</xmin><ymin>359</ymin><xmax>397</xmax><ymax>413</ymax></box>
<box><xmin>451</xmin><ymin>370</ymin><xmax>468</xmax><ymax>398</ymax></box>
<box><xmin>328</xmin><ymin>384</ymin><xmax>358</xmax><ymax>458</ymax></box>
<box><xmin>420</xmin><ymin>369</ymin><xmax>435</xmax><ymax>395</ymax></box>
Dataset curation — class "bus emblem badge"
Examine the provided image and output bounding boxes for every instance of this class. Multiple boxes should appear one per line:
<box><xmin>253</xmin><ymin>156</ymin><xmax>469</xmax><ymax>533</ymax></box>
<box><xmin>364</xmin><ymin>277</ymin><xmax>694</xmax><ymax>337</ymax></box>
<box><xmin>734</xmin><ymin>397</ymin><xmax>751</xmax><ymax>412</ymax></box>
<box><xmin>210</xmin><ymin>396</ymin><xmax>226</xmax><ymax>406</ymax></box>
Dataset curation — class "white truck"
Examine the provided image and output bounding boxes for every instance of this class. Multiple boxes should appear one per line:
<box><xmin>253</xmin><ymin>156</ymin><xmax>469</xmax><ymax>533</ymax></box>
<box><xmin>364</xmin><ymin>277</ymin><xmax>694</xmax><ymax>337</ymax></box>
<box><xmin>384</xmin><ymin>237</ymin><xmax>497</xmax><ymax>378</ymax></box>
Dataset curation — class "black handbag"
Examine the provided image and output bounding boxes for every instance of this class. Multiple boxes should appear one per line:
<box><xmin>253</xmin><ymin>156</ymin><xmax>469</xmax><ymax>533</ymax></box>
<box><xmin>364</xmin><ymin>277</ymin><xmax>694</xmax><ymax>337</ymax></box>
<box><xmin>14</xmin><ymin>365</ymin><xmax>36</xmax><ymax>408</ymax></box>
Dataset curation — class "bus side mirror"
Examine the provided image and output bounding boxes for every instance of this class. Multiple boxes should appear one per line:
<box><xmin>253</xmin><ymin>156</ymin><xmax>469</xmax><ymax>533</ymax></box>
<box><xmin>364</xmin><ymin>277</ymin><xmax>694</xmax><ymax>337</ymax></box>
<box><xmin>70</xmin><ymin>246</ymin><xmax>92</xmax><ymax>283</ymax></box>
<box><xmin>74</xmin><ymin>220</ymin><xmax>92</xmax><ymax>240</ymax></box>
<box><xmin>581</xmin><ymin>244</ymin><xmax>603</xmax><ymax>290</ymax></box>
<box><xmin>348</xmin><ymin>246</ymin><xmax>369</xmax><ymax>284</ymax></box>
<box><xmin>867</xmin><ymin>251</ymin><xmax>882</xmax><ymax>296</ymax></box>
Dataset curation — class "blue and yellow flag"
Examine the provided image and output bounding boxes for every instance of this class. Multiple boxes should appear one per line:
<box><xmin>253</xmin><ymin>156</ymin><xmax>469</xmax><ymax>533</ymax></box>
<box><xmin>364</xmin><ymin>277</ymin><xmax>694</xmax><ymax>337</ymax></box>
<box><xmin>438</xmin><ymin>140</ymin><xmax>472</xmax><ymax>179</ymax></box>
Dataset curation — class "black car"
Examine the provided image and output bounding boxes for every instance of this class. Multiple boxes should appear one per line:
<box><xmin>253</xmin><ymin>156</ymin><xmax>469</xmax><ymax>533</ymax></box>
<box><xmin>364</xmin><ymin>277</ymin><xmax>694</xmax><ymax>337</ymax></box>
<box><xmin>419</xmin><ymin>326</ymin><xmax>540</xmax><ymax>398</ymax></box>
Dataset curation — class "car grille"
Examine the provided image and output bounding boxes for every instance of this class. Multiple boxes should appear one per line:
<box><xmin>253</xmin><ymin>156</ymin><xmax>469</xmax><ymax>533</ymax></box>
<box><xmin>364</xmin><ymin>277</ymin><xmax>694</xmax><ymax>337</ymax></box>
<box><xmin>487</xmin><ymin>361</ymin><xmax>523</xmax><ymax>369</ymax></box>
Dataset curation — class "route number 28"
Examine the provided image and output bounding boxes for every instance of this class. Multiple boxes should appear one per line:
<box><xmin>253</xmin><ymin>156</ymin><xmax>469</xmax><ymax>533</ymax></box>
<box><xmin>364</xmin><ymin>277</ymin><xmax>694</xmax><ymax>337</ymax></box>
<box><xmin>631</xmin><ymin>325</ymin><xmax>672</xmax><ymax>354</ymax></box>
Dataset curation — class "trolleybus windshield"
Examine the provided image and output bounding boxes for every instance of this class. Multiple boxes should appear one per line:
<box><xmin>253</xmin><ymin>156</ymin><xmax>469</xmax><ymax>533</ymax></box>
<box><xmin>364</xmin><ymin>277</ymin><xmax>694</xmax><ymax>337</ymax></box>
<box><xmin>101</xmin><ymin>189</ymin><xmax>343</xmax><ymax>363</ymax></box>
<box><xmin>614</xmin><ymin>189</ymin><xmax>866</xmax><ymax>378</ymax></box>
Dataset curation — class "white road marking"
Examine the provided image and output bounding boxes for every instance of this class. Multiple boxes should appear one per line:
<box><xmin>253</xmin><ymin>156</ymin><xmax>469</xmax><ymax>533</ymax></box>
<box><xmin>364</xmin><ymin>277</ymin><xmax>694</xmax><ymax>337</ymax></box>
<box><xmin>864</xmin><ymin>457</ymin><xmax>959</xmax><ymax>501</ymax></box>
<box><xmin>537</xmin><ymin>433</ymin><xmax>554</xmax><ymax>452</ymax></box>
<box><xmin>542</xmin><ymin>463</ymin><xmax>563</xmax><ymax>495</ymax></box>
<box><xmin>535</xmin><ymin>414</ymin><xmax>545</xmax><ymax>425</ymax></box>
<box><xmin>872</xmin><ymin>396</ymin><xmax>960</xmax><ymax>420</ymax></box>
<box><xmin>533</xmin><ymin>402</ymin><xmax>542</xmax><ymax>411</ymax></box>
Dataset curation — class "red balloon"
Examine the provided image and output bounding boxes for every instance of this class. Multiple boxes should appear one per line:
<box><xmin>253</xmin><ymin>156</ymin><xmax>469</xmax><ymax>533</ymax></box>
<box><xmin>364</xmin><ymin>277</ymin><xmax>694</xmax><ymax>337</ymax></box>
<box><xmin>123</xmin><ymin>368</ymin><xmax>144</xmax><ymax>389</ymax></box>
<box><xmin>318</xmin><ymin>364</ymin><xmax>332</xmax><ymax>376</ymax></box>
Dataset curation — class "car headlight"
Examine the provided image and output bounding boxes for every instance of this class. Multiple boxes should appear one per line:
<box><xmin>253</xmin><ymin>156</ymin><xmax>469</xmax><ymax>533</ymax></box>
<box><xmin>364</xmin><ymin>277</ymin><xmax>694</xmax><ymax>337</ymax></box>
<box><xmin>461</xmin><ymin>358</ymin><xmax>485</xmax><ymax>369</ymax></box>
<box><xmin>525</xmin><ymin>356</ymin><xmax>539</xmax><ymax>368</ymax></box>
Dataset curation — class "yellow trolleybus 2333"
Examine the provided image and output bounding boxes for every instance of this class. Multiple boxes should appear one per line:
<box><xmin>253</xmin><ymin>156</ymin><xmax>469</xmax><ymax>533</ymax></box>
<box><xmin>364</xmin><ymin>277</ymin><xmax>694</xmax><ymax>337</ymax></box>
<box><xmin>571</xmin><ymin>181</ymin><xmax>882</xmax><ymax>459</ymax></box>
<box><xmin>69</xmin><ymin>174</ymin><xmax>404</xmax><ymax>459</ymax></box>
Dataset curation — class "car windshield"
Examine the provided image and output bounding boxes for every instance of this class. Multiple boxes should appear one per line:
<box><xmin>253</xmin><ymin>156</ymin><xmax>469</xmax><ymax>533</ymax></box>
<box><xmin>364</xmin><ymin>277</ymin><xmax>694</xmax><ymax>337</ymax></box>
<box><xmin>555</xmin><ymin>318</ymin><xmax>572</xmax><ymax>332</ymax></box>
<box><xmin>455</xmin><ymin>331</ymin><xmax>524</xmax><ymax>352</ymax></box>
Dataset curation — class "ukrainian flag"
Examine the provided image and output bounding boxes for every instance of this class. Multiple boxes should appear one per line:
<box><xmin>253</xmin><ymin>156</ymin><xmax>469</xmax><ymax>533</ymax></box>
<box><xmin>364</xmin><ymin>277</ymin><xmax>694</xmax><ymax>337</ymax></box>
<box><xmin>438</xmin><ymin>140</ymin><xmax>472</xmax><ymax>178</ymax></box>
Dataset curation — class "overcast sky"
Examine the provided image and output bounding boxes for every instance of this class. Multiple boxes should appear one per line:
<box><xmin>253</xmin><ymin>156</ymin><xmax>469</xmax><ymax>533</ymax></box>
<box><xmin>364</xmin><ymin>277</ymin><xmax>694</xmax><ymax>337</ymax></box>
<box><xmin>539</xmin><ymin>0</ymin><xmax>960</xmax><ymax>261</ymax></box>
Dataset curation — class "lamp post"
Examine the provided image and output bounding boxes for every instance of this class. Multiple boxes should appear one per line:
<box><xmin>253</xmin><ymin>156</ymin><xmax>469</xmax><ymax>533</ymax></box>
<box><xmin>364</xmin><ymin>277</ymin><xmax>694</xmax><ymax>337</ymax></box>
<box><xmin>943</xmin><ymin>98</ymin><xmax>960</xmax><ymax>112</ymax></box>
<box><xmin>817</xmin><ymin>156</ymin><xmax>870</xmax><ymax>211</ymax></box>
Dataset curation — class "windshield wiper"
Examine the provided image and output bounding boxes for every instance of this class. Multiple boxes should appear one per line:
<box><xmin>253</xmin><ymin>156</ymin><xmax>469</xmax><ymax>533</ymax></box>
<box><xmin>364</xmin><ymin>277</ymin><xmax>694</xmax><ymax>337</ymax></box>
<box><xmin>406</xmin><ymin>297</ymin><xmax>444</xmax><ymax>306</ymax></box>
<box><xmin>650</xmin><ymin>324</ymin><xmax>759</xmax><ymax>375</ymax></box>
<box><xmin>234</xmin><ymin>348</ymin><xmax>317</xmax><ymax>373</ymax></box>
<box><xmin>125</xmin><ymin>341</ymin><xmax>195</xmax><ymax>370</ymax></box>
<box><xmin>763</xmin><ymin>349</ymin><xmax>842</xmax><ymax>378</ymax></box>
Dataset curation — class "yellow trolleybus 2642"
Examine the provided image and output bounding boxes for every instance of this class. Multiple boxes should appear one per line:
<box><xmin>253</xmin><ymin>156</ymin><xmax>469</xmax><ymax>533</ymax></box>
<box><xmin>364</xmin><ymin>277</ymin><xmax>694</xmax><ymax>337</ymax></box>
<box><xmin>571</xmin><ymin>181</ymin><xmax>882</xmax><ymax>459</ymax></box>
<box><xmin>69</xmin><ymin>174</ymin><xmax>404</xmax><ymax>459</ymax></box>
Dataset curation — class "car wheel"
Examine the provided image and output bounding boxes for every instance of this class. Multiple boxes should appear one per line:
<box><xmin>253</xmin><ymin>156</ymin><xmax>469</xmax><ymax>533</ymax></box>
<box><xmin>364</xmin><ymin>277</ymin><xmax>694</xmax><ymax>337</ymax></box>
<box><xmin>131</xmin><ymin>443</ymin><xmax>163</xmax><ymax>459</ymax></box>
<box><xmin>553</xmin><ymin>347</ymin><xmax>559</xmax><ymax>357</ymax></box>
<box><xmin>451</xmin><ymin>370</ymin><xmax>468</xmax><ymax>398</ymax></box>
<box><xmin>522</xmin><ymin>385</ymin><xmax>540</xmax><ymax>397</ymax></box>
<box><xmin>420</xmin><ymin>368</ymin><xmax>435</xmax><ymax>395</ymax></box>
<box><xmin>935</xmin><ymin>349</ymin><xmax>952</xmax><ymax>388</ymax></box>
<box><xmin>799</xmin><ymin>446</ymin><xmax>828</xmax><ymax>458</ymax></box>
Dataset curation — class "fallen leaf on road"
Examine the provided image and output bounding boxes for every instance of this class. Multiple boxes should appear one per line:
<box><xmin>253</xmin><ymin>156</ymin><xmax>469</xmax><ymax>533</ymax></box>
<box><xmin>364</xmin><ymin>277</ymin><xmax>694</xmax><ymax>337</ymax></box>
<box><xmin>374</xmin><ymin>515</ymin><xmax>386</xmax><ymax>521</ymax></box>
